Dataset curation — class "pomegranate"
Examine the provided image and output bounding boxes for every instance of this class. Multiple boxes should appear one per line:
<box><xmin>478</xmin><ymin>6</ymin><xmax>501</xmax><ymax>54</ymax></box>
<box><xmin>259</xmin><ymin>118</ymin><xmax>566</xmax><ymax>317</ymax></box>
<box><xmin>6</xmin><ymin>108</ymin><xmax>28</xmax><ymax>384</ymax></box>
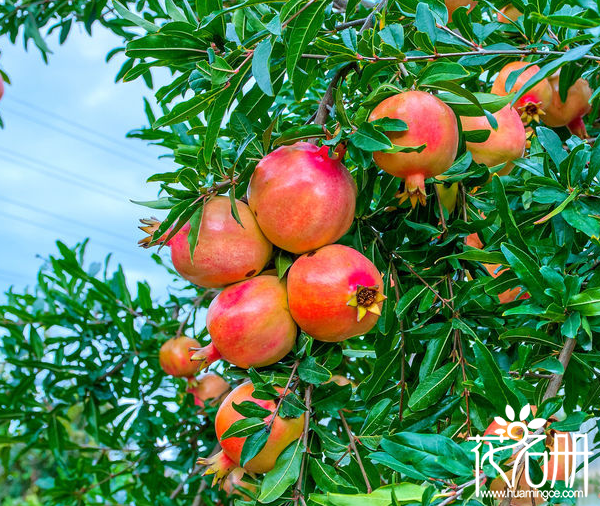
<box><xmin>287</xmin><ymin>244</ymin><xmax>386</xmax><ymax>342</ymax></box>
<box><xmin>201</xmin><ymin>382</ymin><xmax>305</xmax><ymax>475</ymax></box>
<box><xmin>445</xmin><ymin>0</ymin><xmax>477</xmax><ymax>22</ymax></box>
<box><xmin>186</xmin><ymin>373</ymin><xmax>230</xmax><ymax>409</ymax></box>
<box><xmin>222</xmin><ymin>468</ymin><xmax>257</xmax><ymax>500</ymax></box>
<box><xmin>497</xmin><ymin>4</ymin><xmax>522</xmax><ymax>23</ymax></box>
<box><xmin>247</xmin><ymin>142</ymin><xmax>357</xmax><ymax>254</ymax></box>
<box><xmin>191</xmin><ymin>275</ymin><xmax>297</xmax><ymax>369</ymax></box>
<box><xmin>139</xmin><ymin>196</ymin><xmax>272</xmax><ymax>288</ymax></box>
<box><xmin>369</xmin><ymin>91</ymin><xmax>459</xmax><ymax>206</ymax></box>
<box><xmin>491</xmin><ymin>61</ymin><xmax>552</xmax><ymax>124</ymax></box>
<box><xmin>465</xmin><ymin>232</ymin><xmax>528</xmax><ymax>303</ymax></box>
<box><xmin>159</xmin><ymin>336</ymin><xmax>201</xmax><ymax>378</ymax></box>
<box><xmin>544</xmin><ymin>73</ymin><xmax>592</xmax><ymax>138</ymax></box>
<box><xmin>461</xmin><ymin>104</ymin><xmax>527</xmax><ymax>176</ymax></box>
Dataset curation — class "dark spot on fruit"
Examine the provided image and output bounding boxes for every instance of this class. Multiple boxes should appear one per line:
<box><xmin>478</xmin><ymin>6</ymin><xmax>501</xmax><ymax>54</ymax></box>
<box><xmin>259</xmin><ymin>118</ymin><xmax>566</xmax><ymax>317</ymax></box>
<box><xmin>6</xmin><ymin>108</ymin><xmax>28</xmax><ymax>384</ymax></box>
<box><xmin>307</xmin><ymin>251</ymin><xmax>316</xmax><ymax>257</ymax></box>
<box><xmin>245</xmin><ymin>269</ymin><xmax>256</xmax><ymax>277</ymax></box>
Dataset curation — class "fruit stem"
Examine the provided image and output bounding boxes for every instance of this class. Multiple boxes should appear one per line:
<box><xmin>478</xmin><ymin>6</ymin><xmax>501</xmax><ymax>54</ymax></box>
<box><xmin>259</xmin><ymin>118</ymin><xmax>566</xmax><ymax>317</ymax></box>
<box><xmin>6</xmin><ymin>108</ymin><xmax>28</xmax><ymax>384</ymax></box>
<box><xmin>190</xmin><ymin>342</ymin><xmax>222</xmax><ymax>370</ymax></box>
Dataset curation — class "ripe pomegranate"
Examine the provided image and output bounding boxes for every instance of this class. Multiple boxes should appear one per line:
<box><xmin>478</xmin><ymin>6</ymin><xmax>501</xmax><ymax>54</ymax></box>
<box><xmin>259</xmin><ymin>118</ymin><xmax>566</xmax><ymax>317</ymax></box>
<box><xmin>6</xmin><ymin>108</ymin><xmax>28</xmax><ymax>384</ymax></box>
<box><xmin>186</xmin><ymin>373</ymin><xmax>230</xmax><ymax>409</ymax></box>
<box><xmin>139</xmin><ymin>196</ymin><xmax>272</xmax><ymax>288</ymax></box>
<box><xmin>461</xmin><ymin>104</ymin><xmax>527</xmax><ymax>176</ymax></box>
<box><xmin>287</xmin><ymin>244</ymin><xmax>386</xmax><ymax>342</ymax></box>
<box><xmin>191</xmin><ymin>275</ymin><xmax>297</xmax><ymax>369</ymax></box>
<box><xmin>465</xmin><ymin>233</ymin><xmax>528</xmax><ymax>303</ymax></box>
<box><xmin>369</xmin><ymin>91</ymin><xmax>459</xmax><ymax>206</ymax></box>
<box><xmin>445</xmin><ymin>0</ymin><xmax>477</xmax><ymax>21</ymax></box>
<box><xmin>201</xmin><ymin>382</ymin><xmax>305</xmax><ymax>475</ymax></box>
<box><xmin>544</xmin><ymin>73</ymin><xmax>592</xmax><ymax>138</ymax></box>
<box><xmin>159</xmin><ymin>336</ymin><xmax>201</xmax><ymax>378</ymax></box>
<box><xmin>491</xmin><ymin>61</ymin><xmax>552</xmax><ymax>124</ymax></box>
<box><xmin>222</xmin><ymin>468</ymin><xmax>257</xmax><ymax>500</ymax></box>
<box><xmin>497</xmin><ymin>4</ymin><xmax>522</xmax><ymax>23</ymax></box>
<box><xmin>247</xmin><ymin>142</ymin><xmax>357</xmax><ymax>254</ymax></box>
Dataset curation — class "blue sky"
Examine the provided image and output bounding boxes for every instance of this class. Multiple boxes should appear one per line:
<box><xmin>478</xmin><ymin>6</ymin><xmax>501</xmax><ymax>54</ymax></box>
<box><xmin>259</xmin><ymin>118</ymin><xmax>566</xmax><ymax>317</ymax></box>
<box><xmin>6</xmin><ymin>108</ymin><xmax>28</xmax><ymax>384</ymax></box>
<box><xmin>0</xmin><ymin>24</ymin><xmax>176</xmax><ymax>297</ymax></box>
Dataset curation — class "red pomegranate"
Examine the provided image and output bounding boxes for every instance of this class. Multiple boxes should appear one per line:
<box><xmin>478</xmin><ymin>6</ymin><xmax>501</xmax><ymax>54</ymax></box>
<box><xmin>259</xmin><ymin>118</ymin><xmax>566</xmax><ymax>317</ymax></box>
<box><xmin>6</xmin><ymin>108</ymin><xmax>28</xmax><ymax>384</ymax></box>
<box><xmin>191</xmin><ymin>275</ymin><xmax>297</xmax><ymax>369</ymax></box>
<box><xmin>159</xmin><ymin>336</ymin><xmax>201</xmax><ymax>378</ymax></box>
<box><xmin>287</xmin><ymin>244</ymin><xmax>386</xmax><ymax>342</ymax></box>
<box><xmin>497</xmin><ymin>4</ymin><xmax>522</xmax><ymax>23</ymax></box>
<box><xmin>201</xmin><ymin>382</ymin><xmax>305</xmax><ymax>475</ymax></box>
<box><xmin>369</xmin><ymin>91</ymin><xmax>459</xmax><ymax>207</ymax></box>
<box><xmin>247</xmin><ymin>142</ymin><xmax>357</xmax><ymax>254</ymax></box>
<box><xmin>544</xmin><ymin>73</ymin><xmax>592</xmax><ymax>138</ymax></box>
<box><xmin>461</xmin><ymin>104</ymin><xmax>527</xmax><ymax>176</ymax></box>
<box><xmin>445</xmin><ymin>0</ymin><xmax>477</xmax><ymax>21</ymax></box>
<box><xmin>186</xmin><ymin>373</ymin><xmax>230</xmax><ymax>409</ymax></box>
<box><xmin>491</xmin><ymin>61</ymin><xmax>553</xmax><ymax>124</ymax></box>
<box><xmin>139</xmin><ymin>196</ymin><xmax>272</xmax><ymax>288</ymax></box>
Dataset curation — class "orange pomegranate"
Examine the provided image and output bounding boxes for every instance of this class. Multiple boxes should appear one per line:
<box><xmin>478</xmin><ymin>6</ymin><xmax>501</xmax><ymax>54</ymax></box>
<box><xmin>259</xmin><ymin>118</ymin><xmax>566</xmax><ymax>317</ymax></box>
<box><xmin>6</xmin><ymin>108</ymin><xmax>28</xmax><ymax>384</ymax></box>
<box><xmin>186</xmin><ymin>373</ymin><xmax>230</xmax><ymax>409</ymax></box>
<box><xmin>247</xmin><ymin>142</ymin><xmax>357</xmax><ymax>254</ymax></box>
<box><xmin>461</xmin><ymin>104</ymin><xmax>527</xmax><ymax>176</ymax></box>
<box><xmin>287</xmin><ymin>244</ymin><xmax>386</xmax><ymax>342</ymax></box>
<box><xmin>491</xmin><ymin>61</ymin><xmax>553</xmax><ymax>124</ymax></box>
<box><xmin>159</xmin><ymin>336</ymin><xmax>201</xmax><ymax>378</ymax></box>
<box><xmin>445</xmin><ymin>0</ymin><xmax>477</xmax><ymax>21</ymax></box>
<box><xmin>191</xmin><ymin>275</ymin><xmax>297</xmax><ymax>369</ymax></box>
<box><xmin>497</xmin><ymin>4</ymin><xmax>522</xmax><ymax>23</ymax></box>
<box><xmin>201</xmin><ymin>382</ymin><xmax>305</xmax><ymax>475</ymax></box>
<box><xmin>369</xmin><ymin>91</ymin><xmax>459</xmax><ymax>206</ymax></box>
<box><xmin>139</xmin><ymin>196</ymin><xmax>272</xmax><ymax>288</ymax></box>
<box><xmin>544</xmin><ymin>73</ymin><xmax>592</xmax><ymax>138</ymax></box>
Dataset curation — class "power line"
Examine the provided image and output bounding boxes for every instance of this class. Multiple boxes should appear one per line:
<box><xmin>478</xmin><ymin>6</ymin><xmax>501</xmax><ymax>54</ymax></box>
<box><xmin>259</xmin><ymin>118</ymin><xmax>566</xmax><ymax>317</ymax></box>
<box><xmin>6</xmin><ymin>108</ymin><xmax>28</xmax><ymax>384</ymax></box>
<box><xmin>0</xmin><ymin>209</ymin><xmax>144</xmax><ymax>261</ymax></box>
<box><xmin>7</xmin><ymin>96</ymin><xmax>159</xmax><ymax>162</ymax></box>
<box><xmin>2</xmin><ymin>105</ymin><xmax>154</xmax><ymax>170</ymax></box>
<box><xmin>0</xmin><ymin>151</ymin><xmax>125</xmax><ymax>203</ymax></box>
<box><xmin>0</xmin><ymin>195</ymin><xmax>133</xmax><ymax>244</ymax></box>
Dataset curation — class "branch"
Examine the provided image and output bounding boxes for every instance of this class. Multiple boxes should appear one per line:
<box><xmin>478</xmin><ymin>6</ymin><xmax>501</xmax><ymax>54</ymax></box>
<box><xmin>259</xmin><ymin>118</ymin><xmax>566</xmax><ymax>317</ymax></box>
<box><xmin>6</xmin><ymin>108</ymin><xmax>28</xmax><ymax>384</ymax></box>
<box><xmin>268</xmin><ymin>361</ymin><xmax>300</xmax><ymax>431</ymax></box>
<box><xmin>294</xmin><ymin>385</ymin><xmax>313</xmax><ymax>505</ymax></box>
<box><xmin>339</xmin><ymin>410</ymin><xmax>372</xmax><ymax>493</ymax></box>
<box><xmin>359</xmin><ymin>0</ymin><xmax>388</xmax><ymax>32</ymax></box>
<box><xmin>314</xmin><ymin>64</ymin><xmax>355</xmax><ymax>126</ymax></box>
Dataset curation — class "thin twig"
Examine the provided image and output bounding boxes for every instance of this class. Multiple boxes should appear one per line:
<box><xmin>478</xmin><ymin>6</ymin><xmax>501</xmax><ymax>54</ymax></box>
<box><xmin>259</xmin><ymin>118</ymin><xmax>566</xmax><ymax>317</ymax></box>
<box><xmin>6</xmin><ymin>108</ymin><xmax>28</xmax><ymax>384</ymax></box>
<box><xmin>339</xmin><ymin>411</ymin><xmax>372</xmax><ymax>493</ymax></box>
<box><xmin>294</xmin><ymin>385</ymin><xmax>313</xmax><ymax>505</ymax></box>
<box><xmin>268</xmin><ymin>361</ymin><xmax>300</xmax><ymax>431</ymax></box>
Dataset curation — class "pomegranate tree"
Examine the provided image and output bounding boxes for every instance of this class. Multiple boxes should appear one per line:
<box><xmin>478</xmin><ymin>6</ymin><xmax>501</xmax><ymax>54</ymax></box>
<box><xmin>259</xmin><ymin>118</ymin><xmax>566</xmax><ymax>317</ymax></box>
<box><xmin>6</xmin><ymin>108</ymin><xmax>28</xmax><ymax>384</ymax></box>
<box><xmin>287</xmin><ymin>244</ymin><xmax>386</xmax><ymax>342</ymax></box>
<box><xmin>159</xmin><ymin>336</ymin><xmax>201</xmax><ymax>378</ymax></box>
<box><xmin>369</xmin><ymin>90</ymin><xmax>459</xmax><ymax>206</ymax></box>
<box><xmin>544</xmin><ymin>73</ymin><xmax>592</xmax><ymax>138</ymax></box>
<box><xmin>461</xmin><ymin>104</ymin><xmax>527</xmax><ymax>176</ymax></box>
<box><xmin>247</xmin><ymin>142</ymin><xmax>357</xmax><ymax>254</ymax></box>
<box><xmin>201</xmin><ymin>382</ymin><xmax>305</xmax><ymax>475</ymax></box>
<box><xmin>139</xmin><ymin>196</ymin><xmax>272</xmax><ymax>288</ymax></box>
<box><xmin>491</xmin><ymin>61</ymin><xmax>553</xmax><ymax>123</ymax></box>
<box><xmin>191</xmin><ymin>275</ymin><xmax>297</xmax><ymax>369</ymax></box>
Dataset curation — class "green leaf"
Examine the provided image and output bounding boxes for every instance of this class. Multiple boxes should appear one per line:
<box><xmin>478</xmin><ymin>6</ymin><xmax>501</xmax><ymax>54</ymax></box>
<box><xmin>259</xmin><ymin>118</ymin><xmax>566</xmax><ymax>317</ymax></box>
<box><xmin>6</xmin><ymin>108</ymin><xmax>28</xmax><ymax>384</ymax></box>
<box><xmin>472</xmin><ymin>338</ymin><xmax>519</xmax><ymax>412</ymax></box>
<box><xmin>112</xmin><ymin>1</ymin><xmax>159</xmax><ymax>32</ymax></box>
<box><xmin>378</xmin><ymin>24</ymin><xmax>404</xmax><ymax>52</ymax></box>
<box><xmin>349</xmin><ymin>122</ymin><xmax>393</xmax><ymax>151</ymax></box>
<box><xmin>358</xmin><ymin>347</ymin><xmax>401</xmax><ymax>402</ymax></box>
<box><xmin>274</xmin><ymin>124</ymin><xmax>328</xmax><ymax>146</ymax></box>
<box><xmin>298</xmin><ymin>356</ymin><xmax>331</xmax><ymax>384</ymax></box>
<box><xmin>311</xmin><ymin>483</ymin><xmax>429</xmax><ymax>506</ymax></box>
<box><xmin>567</xmin><ymin>288</ymin><xmax>600</xmax><ymax>316</ymax></box>
<box><xmin>360</xmin><ymin>398</ymin><xmax>393</xmax><ymax>436</ymax></box>
<box><xmin>253</xmin><ymin>38</ymin><xmax>274</xmax><ymax>96</ymax></box>
<box><xmin>286</xmin><ymin>0</ymin><xmax>328</xmax><ymax>82</ymax></box>
<box><xmin>259</xmin><ymin>439</ymin><xmax>304</xmax><ymax>502</ymax></box>
<box><xmin>187</xmin><ymin>205</ymin><xmax>204</xmax><ymax>260</ymax></box>
<box><xmin>220</xmin><ymin>417</ymin><xmax>266</xmax><ymax>439</ymax></box>
<box><xmin>501</xmin><ymin>243</ymin><xmax>549</xmax><ymax>302</ymax></box>
<box><xmin>550</xmin><ymin>411</ymin><xmax>588</xmax><ymax>431</ymax></box>
<box><xmin>275</xmin><ymin>251</ymin><xmax>294</xmax><ymax>279</ymax></box>
<box><xmin>419</xmin><ymin>62</ymin><xmax>470</xmax><ymax>85</ymax></box>
<box><xmin>233</xmin><ymin>401</ymin><xmax>272</xmax><ymax>419</ymax></box>
<box><xmin>395</xmin><ymin>286</ymin><xmax>428</xmax><ymax>319</ymax></box>
<box><xmin>154</xmin><ymin>88</ymin><xmax>222</xmax><ymax>128</ymax></box>
<box><xmin>408</xmin><ymin>362</ymin><xmax>458</xmax><ymax>411</ymax></box>
<box><xmin>415</xmin><ymin>3</ymin><xmax>438</xmax><ymax>44</ymax></box>
<box><xmin>309</xmin><ymin>459</ymin><xmax>357</xmax><ymax>494</ymax></box>
<box><xmin>240</xmin><ymin>428</ymin><xmax>270</xmax><ymax>467</ymax></box>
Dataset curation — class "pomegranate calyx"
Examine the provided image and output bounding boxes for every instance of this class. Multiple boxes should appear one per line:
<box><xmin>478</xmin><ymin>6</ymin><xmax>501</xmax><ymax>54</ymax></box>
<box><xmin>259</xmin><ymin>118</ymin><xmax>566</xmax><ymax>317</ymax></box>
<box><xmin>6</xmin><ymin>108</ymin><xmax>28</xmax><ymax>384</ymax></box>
<box><xmin>519</xmin><ymin>101</ymin><xmax>545</xmax><ymax>124</ymax></box>
<box><xmin>395</xmin><ymin>173</ymin><xmax>428</xmax><ymax>207</ymax></box>
<box><xmin>138</xmin><ymin>217</ymin><xmax>162</xmax><ymax>248</ymax></box>
<box><xmin>567</xmin><ymin>116</ymin><xmax>589</xmax><ymax>139</ymax></box>
<box><xmin>347</xmin><ymin>285</ymin><xmax>387</xmax><ymax>322</ymax></box>
<box><xmin>190</xmin><ymin>342</ymin><xmax>222</xmax><ymax>370</ymax></box>
<box><xmin>198</xmin><ymin>450</ymin><xmax>238</xmax><ymax>486</ymax></box>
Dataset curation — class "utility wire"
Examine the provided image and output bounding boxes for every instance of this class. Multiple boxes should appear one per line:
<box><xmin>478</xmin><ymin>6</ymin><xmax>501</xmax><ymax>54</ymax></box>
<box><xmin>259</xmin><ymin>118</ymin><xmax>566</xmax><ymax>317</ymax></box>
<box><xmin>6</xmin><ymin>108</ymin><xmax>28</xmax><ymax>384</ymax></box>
<box><xmin>7</xmin><ymin>96</ymin><xmax>159</xmax><ymax>163</ymax></box>
<box><xmin>0</xmin><ymin>209</ymin><xmax>144</xmax><ymax>261</ymax></box>
<box><xmin>0</xmin><ymin>194</ymin><xmax>133</xmax><ymax>244</ymax></box>
<box><xmin>0</xmin><ymin>151</ymin><xmax>125</xmax><ymax>203</ymax></box>
<box><xmin>2</xmin><ymin>105</ymin><xmax>153</xmax><ymax>170</ymax></box>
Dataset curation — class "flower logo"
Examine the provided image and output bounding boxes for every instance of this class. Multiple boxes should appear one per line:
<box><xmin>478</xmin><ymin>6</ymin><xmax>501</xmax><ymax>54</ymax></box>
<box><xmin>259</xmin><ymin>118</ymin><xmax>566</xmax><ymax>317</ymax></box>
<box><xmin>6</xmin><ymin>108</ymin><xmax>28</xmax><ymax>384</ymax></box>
<box><xmin>492</xmin><ymin>405</ymin><xmax>547</xmax><ymax>440</ymax></box>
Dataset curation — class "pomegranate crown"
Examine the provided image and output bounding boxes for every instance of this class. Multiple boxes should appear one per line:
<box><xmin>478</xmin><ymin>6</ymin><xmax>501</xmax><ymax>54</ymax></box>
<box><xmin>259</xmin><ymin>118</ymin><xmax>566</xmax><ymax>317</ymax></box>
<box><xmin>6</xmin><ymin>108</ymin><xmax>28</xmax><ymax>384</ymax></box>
<box><xmin>138</xmin><ymin>217</ymin><xmax>162</xmax><ymax>248</ymax></box>
<box><xmin>347</xmin><ymin>285</ymin><xmax>387</xmax><ymax>322</ymax></box>
<box><xmin>198</xmin><ymin>450</ymin><xmax>238</xmax><ymax>486</ymax></box>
